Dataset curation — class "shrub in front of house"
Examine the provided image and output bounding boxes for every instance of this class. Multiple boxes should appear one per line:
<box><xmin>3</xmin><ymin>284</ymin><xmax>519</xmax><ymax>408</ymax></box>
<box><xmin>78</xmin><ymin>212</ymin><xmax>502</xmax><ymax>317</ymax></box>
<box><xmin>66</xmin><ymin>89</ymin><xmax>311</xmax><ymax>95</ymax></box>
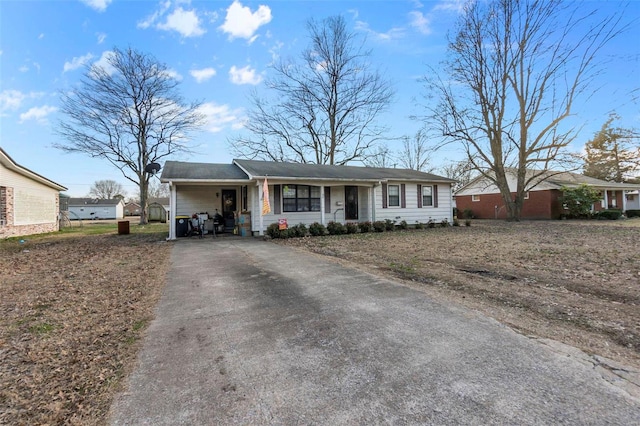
<box><xmin>427</xmin><ymin>219</ymin><xmax>436</xmax><ymax>228</ymax></box>
<box><xmin>327</xmin><ymin>221</ymin><xmax>346</xmax><ymax>235</ymax></box>
<box><xmin>373</xmin><ymin>221</ymin><xmax>386</xmax><ymax>232</ymax></box>
<box><xmin>309</xmin><ymin>222</ymin><xmax>327</xmax><ymax>236</ymax></box>
<box><xmin>358</xmin><ymin>221</ymin><xmax>373</xmax><ymax>233</ymax></box>
<box><xmin>345</xmin><ymin>222</ymin><xmax>359</xmax><ymax>234</ymax></box>
<box><xmin>414</xmin><ymin>221</ymin><xmax>424</xmax><ymax>229</ymax></box>
<box><xmin>626</xmin><ymin>209</ymin><xmax>640</xmax><ymax>218</ymax></box>
<box><xmin>462</xmin><ymin>208</ymin><xmax>474</xmax><ymax>219</ymax></box>
<box><xmin>465</xmin><ymin>219</ymin><xmax>472</xmax><ymax>227</ymax></box>
<box><xmin>440</xmin><ymin>218</ymin><xmax>449</xmax><ymax>227</ymax></box>
<box><xmin>266</xmin><ymin>223</ymin><xmax>282</xmax><ymax>238</ymax></box>
<box><xmin>596</xmin><ymin>209</ymin><xmax>622</xmax><ymax>220</ymax></box>
<box><xmin>398</xmin><ymin>220</ymin><xmax>408</xmax><ymax>230</ymax></box>
<box><xmin>452</xmin><ymin>218</ymin><xmax>460</xmax><ymax>227</ymax></box>
<box><xmin>289</xmin><ymin>223</ymin><xmax>308</xmax><ymax>238</ymax></box>
<box><xmin>384</xmin><ymin>219</ymin><xmax>395</xmax><ymax>231</ymax></box>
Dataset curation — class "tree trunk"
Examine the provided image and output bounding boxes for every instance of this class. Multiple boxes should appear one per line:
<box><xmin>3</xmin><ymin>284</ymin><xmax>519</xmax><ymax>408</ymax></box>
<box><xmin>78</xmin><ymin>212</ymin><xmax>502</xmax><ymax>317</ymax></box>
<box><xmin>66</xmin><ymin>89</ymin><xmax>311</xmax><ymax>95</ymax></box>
<box><xmin>139</xmin><ymin>177</ymin><xmax>149</xmax><ymax>225</ymax></box>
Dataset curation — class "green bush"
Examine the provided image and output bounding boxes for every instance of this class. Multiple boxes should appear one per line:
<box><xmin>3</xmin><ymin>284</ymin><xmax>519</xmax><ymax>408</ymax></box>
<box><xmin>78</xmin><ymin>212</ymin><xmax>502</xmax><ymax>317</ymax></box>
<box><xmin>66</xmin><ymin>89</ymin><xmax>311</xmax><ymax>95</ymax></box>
<box><xmin>358</xmin><ymin>221</ymin><xmax>372</xmax><ymax>233</ymax></box>
<box><xmin>452</xmin><ymin>218</ymin><xmax>460</xmax><ymax>227</ymax></box>
<box><xmin>414</xmin><ymin>221</ymin><xmax>424</xmax><ymax>229</ymax></box>
<box><xmin>440</xmin><ymin>218</ymin><xmax>449</xmax><ymax>227</ymax></box>
<box><xmin>427</xmin><ymin>219</ymin><xmax>436</xmax><ymax>229</ymax></box>
<box><xmin>345</xmin><ymin>222</ymin><xmax>359</xmax><ymax>234</ymax></box>
<box><xmin>462</xmin><ymin>208</ymin><xmax>474</xmax><ymax>219</ymax></box>
<box><xmin>398</xmin><ymin>220</ymin><xmax>408</xmax><ymax>230</ymax></box>
<box><xmin>373</xmin><ymin>221</ymin><xmax>386</xmax><ymax>232</ymax></box>
<box><xmin>595</xmin><ymin>209</ymin><xmax>622</xmax><ymax>220</ymax></box>
<box><xmin>290</xmin><ymin>223</ymin><xmax>308</xmax><ymax>238</ymax></box>
<box><xmin>561</xmin><ymin>184</ymin><xmax>602</xmax><ymax>218</ymax></box>
<box><xmin>384</xmin><ymin>219</ymin><xmax>395</xmax><ymax>231</ymax></box>
<box><xmin>626</xmin><ymin>209</ymin><xmax>640</xmax><ymax>218</ymax></box>
<box><xmin>327</xmin><ymin>221</ymin><xmax>346</xmax><ymax>235</ymax></box>
<box><xmin>309</xmin><ymin>222</ymin><xmax>327</xmax><ymax>236</ymax></box>
<box><xmin>266</xmin><ymin>222</ymin><xmax>281</xmax><ymax>238</ymax></box>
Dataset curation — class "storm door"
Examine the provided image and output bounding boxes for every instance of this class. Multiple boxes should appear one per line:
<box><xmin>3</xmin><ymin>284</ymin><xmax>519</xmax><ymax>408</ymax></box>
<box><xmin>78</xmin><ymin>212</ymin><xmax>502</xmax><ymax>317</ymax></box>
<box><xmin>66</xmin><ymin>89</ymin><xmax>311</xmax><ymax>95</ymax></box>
<box><xmin>345</xmin><ymin>186</ymin><xmax>358</xmax><ymax>220</ymax></box>
<box><xmin>222</xmin><ymin>189</ymin><xmax>237</xmax><ymax>228</ymax></box>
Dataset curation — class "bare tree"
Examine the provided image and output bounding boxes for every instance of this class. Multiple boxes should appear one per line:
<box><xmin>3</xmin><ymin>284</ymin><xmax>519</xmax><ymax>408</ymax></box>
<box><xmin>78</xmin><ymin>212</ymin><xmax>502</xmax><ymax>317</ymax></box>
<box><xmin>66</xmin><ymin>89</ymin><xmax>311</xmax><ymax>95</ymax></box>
<box><xmin>364</xmin><ymin>145</ymin><xmax>395</xmax><ymax>168</ymax></box>
<box><xmin>231</xmin><ymin>15</ymin><xmax>394</xmax><ymax>165</ymax></box>
<box><xmin>148</xmin><ymin>179</ymin><xmax>170</xmax><ymax>199</ymax></box>
<box><xmin>56</xmin><ymin>47</ymin><xmax>204</xmax><ymax>224</ymax></box>
<box><xmin>425</xmin><ymin>0</ymin><xmax>626</xmax><ymax>220</ymax></box>
<box><xmin>438</xmin><ymin>159</ymin><xmax>477</xmax><ymax>192</ymax></box>
<box><xmin>88</xmin><ymin>179</ymin><xmax>126</xmax><ymax>200</ymax></box>
<box><xmin>398</xmin><ymin>130</ymin><xmax>434</xmax><ymax>172</ymax></box>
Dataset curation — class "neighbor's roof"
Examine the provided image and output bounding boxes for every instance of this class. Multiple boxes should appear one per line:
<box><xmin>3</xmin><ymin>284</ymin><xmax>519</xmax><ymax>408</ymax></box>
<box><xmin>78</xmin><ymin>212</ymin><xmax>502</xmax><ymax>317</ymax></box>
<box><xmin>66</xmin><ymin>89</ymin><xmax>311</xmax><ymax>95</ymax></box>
<box><xmin>0</xmin><ymin>147</ymin><xmax>67</xmax><ymax>191</ymax></box>
<box><xmin>456</xmin><ymin>168</ymin><xmax>639</xmax><ymax>195</ymax></box>
<box><xmin>68</xmin><ymin>198</ymin><xmax>123</xmax><ymax>206</ymax></box>
<box><xmin>160</xmin><ymin>159</ymin><xmax>454</xmax><ymax>183</ymax></box>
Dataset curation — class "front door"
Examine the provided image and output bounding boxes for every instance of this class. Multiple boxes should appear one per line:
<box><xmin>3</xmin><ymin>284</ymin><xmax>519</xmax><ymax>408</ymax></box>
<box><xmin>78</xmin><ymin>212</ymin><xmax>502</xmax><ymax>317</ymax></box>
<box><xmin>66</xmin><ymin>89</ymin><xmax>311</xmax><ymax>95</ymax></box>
<box><xmin>222</xmin><ymin>189</ymin><xmax>237</xmax><ymax>228</ymax></box>
<box><xmin>345</xmin><ymin>186</ymin><xmax>358</xmax><ymax>220</ymax></box>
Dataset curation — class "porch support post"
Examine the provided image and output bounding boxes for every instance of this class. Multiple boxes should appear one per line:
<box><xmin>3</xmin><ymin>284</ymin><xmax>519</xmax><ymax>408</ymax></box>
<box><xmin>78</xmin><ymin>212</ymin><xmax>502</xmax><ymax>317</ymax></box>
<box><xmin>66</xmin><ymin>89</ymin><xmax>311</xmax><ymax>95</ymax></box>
<box><xmin>320</xmin><ymin>185</ymin><xmax>325</xmax><ymax>225</ymax></box>
<box><xmin>603</xmin><ymin>189</ymin><xmax>609</xmax><ymax>209</ymax></box>
<box><xmin>259</xmin><ymin>180</ymin><xmax>264</xmax><ymax>236</ymax></box>
<box><xmin>622</xmin><ymin>190</ymin><xmax>628</xmax><ymax>212</ymax></box>
<box><xmin>168</xmin><ymin>181</ymin><xmax>177</xmax><ymax>240</ymax></box>
<box><xmin>371</xmin><ymin>184</ymin><xmax>377</xmax><ymax>222</ymax></box>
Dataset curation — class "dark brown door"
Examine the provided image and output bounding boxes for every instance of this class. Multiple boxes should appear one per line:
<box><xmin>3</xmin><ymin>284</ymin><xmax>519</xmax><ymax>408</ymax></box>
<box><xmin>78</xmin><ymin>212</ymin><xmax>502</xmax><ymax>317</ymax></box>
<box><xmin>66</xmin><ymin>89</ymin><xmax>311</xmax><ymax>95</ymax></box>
<box><xmin>222</xmin><ymin>189</ymin><xmax>236</xmax><ymax>227</ymax></box>
<box><xmin>345</xmin><ymin>186</ymin><xmax>358</xmax><ymax>220</ymax></box>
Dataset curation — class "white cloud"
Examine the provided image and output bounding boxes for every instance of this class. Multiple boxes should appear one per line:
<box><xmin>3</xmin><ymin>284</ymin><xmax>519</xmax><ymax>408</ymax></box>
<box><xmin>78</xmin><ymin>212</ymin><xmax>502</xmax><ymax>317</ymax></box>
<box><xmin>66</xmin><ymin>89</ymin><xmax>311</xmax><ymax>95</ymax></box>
<box><xmin>63</xmin><ymin>53</ymin><xmax>94</xmax><ymax>73</ymax></box>
<box><xmin>137</xmin><ymin>0</ymin><xmax>171</xmax><ymax>29</ymax></box>
<box><xmin>157</xmin><ymin>7</ymin><xmax>205</xmax><ymax>37</ymax></box>
<box><xmin>38</xmin><ymin>33</ymin><xmax>44</xmax><ymax>39</ymax></box>
<box><xmin>96</xmin><ymin>32</ymin><xmax>107</xmax><ymax>44</ymax></box>
<box><xmin>433</xmin><ymin>0</ymin><xmax>466</xmax><ymax>13</ymax></box>
<box><xmin>79</xmin><ymin>0</ymin><xmax>112</xmax><ymax>12</ymax></box>
<box><xmin>198</xmin><ymin>102</ymin><xmax>244</xmax><ymax>133</ymax></box>
<box><xmin>229</xmin><ymin>65</ymin><xmax>262</xmax><ymax>85</ymax></box>
<box><xmin>19</xmin><ymin>105</ymin><xmax>58</xmax><ymax>124</ymax></box>
<box><xmin>219</xmin><ymin>0</ymin><xmax>271</xmax><ymax>42</ymax></box>
<box><xmin>354</xmin><ymin>20</ymin><xmax>405</xmax><ymax>41</ymax></box>
<box><xmin>409</xmin><ymin>11</ymin><xmax>432</xmax><ymax>35</ymax></box>
<box><xmin>163</xmin><ymin>68</ymin><xmax>183</xmax><ymax>81</ymax></box>
<box><xmin>19</xmin><ymin>65</ymin><xmax>29</xmax><ymax>73</ymax></box>
<box><xmin>0</xmin><ymin>90</ymin><xmax>26</xmax><ymax>112</ymax></box>
<box><xmin>190</xmin><ymin>67</ymin><xmax>217</xmax><ymax>83</ymax></box>
<box><xmin>91</xmin><ymin>50</ymin><xmax>116</xmax><ymax>76</ymax></box>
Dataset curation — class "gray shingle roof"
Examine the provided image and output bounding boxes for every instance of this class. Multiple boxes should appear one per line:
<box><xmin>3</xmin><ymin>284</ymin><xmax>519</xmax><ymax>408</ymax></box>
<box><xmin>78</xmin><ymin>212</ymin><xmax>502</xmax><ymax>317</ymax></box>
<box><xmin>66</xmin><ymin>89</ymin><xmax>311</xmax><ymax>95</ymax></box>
<box><xmin>161</xmin><ymin>161</ymin><xmax>250</xmax><ymax>181</ymax></box>
<box><xmin>68</xmin><ymin>198</ymin><xmax>122</xmax><ymax>206</ymax></box>
<box><xmin>233</xmin><ymin>159</ymin><xmax>454</xmax><ymax>182</ymax></box>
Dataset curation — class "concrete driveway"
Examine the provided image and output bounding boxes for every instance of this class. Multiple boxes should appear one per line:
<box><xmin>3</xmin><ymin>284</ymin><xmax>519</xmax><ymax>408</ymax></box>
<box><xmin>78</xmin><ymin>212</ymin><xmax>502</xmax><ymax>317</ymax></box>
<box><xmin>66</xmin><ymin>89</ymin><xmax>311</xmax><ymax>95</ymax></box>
<box><xmin>109</xmin><ymin>238</ymin><xmax>639</xmax><ymax>425</ymax></box>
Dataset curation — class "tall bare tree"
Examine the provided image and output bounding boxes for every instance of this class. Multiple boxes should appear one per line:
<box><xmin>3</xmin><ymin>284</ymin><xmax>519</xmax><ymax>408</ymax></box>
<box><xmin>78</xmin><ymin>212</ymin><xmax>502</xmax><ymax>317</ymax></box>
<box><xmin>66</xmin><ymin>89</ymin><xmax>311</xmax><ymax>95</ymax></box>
<box><xmin>583</xmin><ymin>113</ymin><xmax>639</xmax><ymax>182</ymax></box>
<box><xmin>438</xmin><ymin>159</ymin><xmax>477</xmax><ymax>192</ymax></box>
<box><xmin>148</xmin><ymin>179</ymin><xmax>170</xmax><ymax>199</ymax></box>
<box><xmin>56</xmin><ymin>47</ymin><xmax>204</xmax><ymax>224</ymax></box>
<box><xmin>88</xmin><ymin>179</ymin><xmax>126</xmax><ymax>200</ymax></box>
<box><xmin>425</xmin><ymin>0</ymin><xmax>626</xmax><ymax>220</ymax></box>
<box><xmin>364</xmin><ymin>145</ymin><xmax>395</xmax><ymax>168</ymax></box>
<box><xmin>231</xmin><ymin>15</ymin><xmax>394</xmax><ymax>165</ymax></box>
<box><xmin>398</xmin><ymin>130</ymin><xmax>434</xmax><ymax>172</ymax></box>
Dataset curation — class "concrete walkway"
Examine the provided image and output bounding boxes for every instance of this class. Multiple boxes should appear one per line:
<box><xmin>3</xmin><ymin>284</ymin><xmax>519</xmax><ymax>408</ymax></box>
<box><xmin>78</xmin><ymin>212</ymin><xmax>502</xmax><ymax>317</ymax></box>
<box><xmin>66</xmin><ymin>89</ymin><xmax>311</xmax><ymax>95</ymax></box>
<box><xmin>109</xmin><ymin>238</ymin><xmax>639</xmax><ymax>425</ymax></box>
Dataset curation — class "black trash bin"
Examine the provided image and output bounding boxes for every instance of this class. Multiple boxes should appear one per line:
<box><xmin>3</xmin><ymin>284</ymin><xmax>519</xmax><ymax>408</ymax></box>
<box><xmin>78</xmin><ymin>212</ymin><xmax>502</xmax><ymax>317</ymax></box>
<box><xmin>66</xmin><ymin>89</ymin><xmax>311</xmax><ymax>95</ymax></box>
<box><xmin>175</xmin><ymin>215</ymin><xmax>190</xmax><ymax>237</ymax></box>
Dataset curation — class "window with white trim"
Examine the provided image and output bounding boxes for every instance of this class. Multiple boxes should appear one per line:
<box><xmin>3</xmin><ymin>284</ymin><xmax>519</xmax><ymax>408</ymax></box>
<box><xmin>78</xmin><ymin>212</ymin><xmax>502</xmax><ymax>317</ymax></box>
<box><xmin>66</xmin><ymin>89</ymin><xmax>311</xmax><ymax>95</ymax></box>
<box><xmin>283</xmin><ymin>185</ymin><xmax>321</xmax><ymax>212</ymax></box>
<box><xmin>472</xmin><ymin>194</ymin><xmax>480</xmax><ymax>202</ymax></box>
<box><xmin>388</xmin><ymin>185</ymin><xmax>400</xmax><ymax>207</ymax></box>
<box><xmin>422</xmin><ymin>185</ymin><xmax>433</xmax><ymax>207</ymax></box>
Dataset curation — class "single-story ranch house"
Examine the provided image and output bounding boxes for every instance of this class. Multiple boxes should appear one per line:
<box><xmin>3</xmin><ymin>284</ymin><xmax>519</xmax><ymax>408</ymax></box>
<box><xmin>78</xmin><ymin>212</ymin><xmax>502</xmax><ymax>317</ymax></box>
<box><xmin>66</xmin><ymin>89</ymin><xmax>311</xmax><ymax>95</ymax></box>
<box><xmin>160</xmin><ymin>159</ymin><xmax>455</xmax><ymax>239</ymax></box>
<box><xmin>0</xmin><ymin>147</ymin><xmax>67</xmax><ymax>238</ymax></box>
<box><xmin>68</xmin><ymin>198</ymin><xmax>125</xmax><ymax>220</ymax></box>
<box><xmin>455</xmin><ymin>169</ymin><xmax>640</xmax><ymax>220</ymax></box>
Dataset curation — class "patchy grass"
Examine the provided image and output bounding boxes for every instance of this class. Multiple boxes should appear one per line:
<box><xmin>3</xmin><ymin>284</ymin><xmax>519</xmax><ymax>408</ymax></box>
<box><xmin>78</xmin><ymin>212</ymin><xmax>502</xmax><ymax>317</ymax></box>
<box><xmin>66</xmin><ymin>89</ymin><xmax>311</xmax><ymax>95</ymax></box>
<box><xmin>277</xmin><ymin>219</ymin><xmax>640</xmax><ymax>369</ymax></box>
<box><xmin>0</xmin><ymin>223</ymin><xmax>171</xmax><ymax>425</ymax></box>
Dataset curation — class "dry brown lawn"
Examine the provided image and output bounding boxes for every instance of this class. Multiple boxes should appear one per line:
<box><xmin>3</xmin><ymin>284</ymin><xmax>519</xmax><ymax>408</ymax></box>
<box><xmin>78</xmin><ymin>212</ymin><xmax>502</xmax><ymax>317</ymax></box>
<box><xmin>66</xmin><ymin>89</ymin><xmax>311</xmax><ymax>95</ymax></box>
<box><xmin>278</xmin><ymin>219</ymin><xmax>640</xmax><ymax>370</ymax></box>
<box><xmin>0</xmin><ymin>226</ymin><xmax>170</xmax><ymax>425</ymax></box>
<box><xmin>1</xmin><ymin>219</ymin><xmax>639</xmax><ymax>424</ymax></box>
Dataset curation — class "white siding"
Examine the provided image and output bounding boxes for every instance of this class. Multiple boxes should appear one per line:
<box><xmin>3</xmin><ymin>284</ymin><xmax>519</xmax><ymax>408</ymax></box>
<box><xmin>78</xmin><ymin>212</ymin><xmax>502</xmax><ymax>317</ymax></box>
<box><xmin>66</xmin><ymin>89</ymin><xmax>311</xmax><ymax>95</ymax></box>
<box><xmin>1</xmin><ymin>166</ymin><xmax>59</xmax><ymax>225</ymax></box>
<box><xmin>375</xmin><ymin>182</ymin><xmax>453</xmax><ymax>225</ymax></box>
<box><xmin>69</xmin><ymin>204</ymin><xmax>117</xmax><ymax>220</ymax></box>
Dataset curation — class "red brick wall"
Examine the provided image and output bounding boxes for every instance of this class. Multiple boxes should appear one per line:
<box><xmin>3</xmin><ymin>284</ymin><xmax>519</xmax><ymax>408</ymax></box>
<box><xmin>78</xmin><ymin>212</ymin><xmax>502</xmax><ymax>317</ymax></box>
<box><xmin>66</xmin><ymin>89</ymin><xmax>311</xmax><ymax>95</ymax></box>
<box><xmin>456</xmin><ymin>190</ymin><xmax>562</xmax><ymax>219</ymax></box>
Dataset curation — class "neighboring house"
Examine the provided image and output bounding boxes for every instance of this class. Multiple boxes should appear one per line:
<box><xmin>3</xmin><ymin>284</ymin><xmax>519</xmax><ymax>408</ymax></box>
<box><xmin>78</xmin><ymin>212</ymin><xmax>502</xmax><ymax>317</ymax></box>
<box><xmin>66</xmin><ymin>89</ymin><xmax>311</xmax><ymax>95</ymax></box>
<box><xmin>68</xmin><ymin>198</ymin><xmax>125</xmax><ymax>220</ymax></box>
<box><xmin>124</xmin><ymin>202</ymin><xmax>141</xmax><ymax>216</ymax></box>
<box><xmin>0</xmin><ymin>147</ymin><xmax>67</xmax><ymax>238</ymax></box>
<box><xmin>148</xmin><ymin>197</ymin><xmax>169</xmax><ymax>223</ymax></box>
<box><xmin>455</xmin><ymin>169</ymin><xmax>640</xmax><ymax>220</ymax></box>
<box><xmin>160</xmin><ymin>159</ymin><xmax>455</xmax><ymax>239</ymax></box>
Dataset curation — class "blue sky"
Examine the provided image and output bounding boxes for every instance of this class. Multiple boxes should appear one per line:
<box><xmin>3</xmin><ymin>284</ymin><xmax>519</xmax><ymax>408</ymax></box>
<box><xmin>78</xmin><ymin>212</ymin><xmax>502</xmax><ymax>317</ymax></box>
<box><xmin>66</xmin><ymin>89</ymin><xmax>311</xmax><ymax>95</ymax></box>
<box><xmin>1</xmin><ymin>0</ymin><xmax>638</xmax><ymax>197</ymax></box>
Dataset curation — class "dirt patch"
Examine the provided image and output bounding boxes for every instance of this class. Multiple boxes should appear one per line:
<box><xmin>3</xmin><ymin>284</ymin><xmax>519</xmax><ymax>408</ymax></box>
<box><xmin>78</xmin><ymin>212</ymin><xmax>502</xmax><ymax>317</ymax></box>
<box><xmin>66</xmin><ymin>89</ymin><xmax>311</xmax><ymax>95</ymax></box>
<box><xmin>276</xmin><ymin>220</ymin><xmax>640</xmax><ymax>370</ymax></box>
<box><xmin>0</xmin><ymin>231</ymin><xmax>171</xmax><ymax>425</ymax></box>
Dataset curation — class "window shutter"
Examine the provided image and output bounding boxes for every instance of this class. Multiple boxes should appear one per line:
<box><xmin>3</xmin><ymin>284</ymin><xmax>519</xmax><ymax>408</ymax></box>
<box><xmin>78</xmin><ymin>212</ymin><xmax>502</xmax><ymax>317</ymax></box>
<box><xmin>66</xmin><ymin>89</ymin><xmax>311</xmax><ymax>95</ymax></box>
<box><xmin>401</xmin><ymin>184</ymin><xmax>406</xmax><ymax>208</ymax></box>
<box><xmin>417</xmin><ymin>184</ymin><xmax>422</xmax><ymax>208</ymax></box>
<box><xmin>274</xmin><ymin>185</ymin><xmax>281</xmax><ymax>214</ymax></box>
<box><xmin>382</xmin><ymin>183</ymin><xmax>388</xmax><ymax>208</ymax></box>
<box><xmin>324</xmin><ymin>187</ymin><xmax>331</xmax><ymax>213</ymax></box>
<box><xmin>433</xmin><ymin>185</ymin><xmax>438</xmax><ymax>208</ymax></box>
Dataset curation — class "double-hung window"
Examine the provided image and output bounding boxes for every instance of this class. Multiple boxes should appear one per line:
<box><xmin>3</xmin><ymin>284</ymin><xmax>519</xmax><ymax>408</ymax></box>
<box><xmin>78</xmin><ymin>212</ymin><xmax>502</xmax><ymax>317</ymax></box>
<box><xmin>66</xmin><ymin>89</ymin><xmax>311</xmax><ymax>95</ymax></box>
<box><xmin>422</xmin><ymin>185</ymin><xmax>433</xmax><ymax>207</ymax></box>
<box><xmin>388</xmin><ymin>185</ymin><xmax>400</xmax><ymax>207</ymax></box>
<box><xmin>283</xmin><ymin>185</ymin><xmax>321</xmax><ymax>212</ymax></box>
